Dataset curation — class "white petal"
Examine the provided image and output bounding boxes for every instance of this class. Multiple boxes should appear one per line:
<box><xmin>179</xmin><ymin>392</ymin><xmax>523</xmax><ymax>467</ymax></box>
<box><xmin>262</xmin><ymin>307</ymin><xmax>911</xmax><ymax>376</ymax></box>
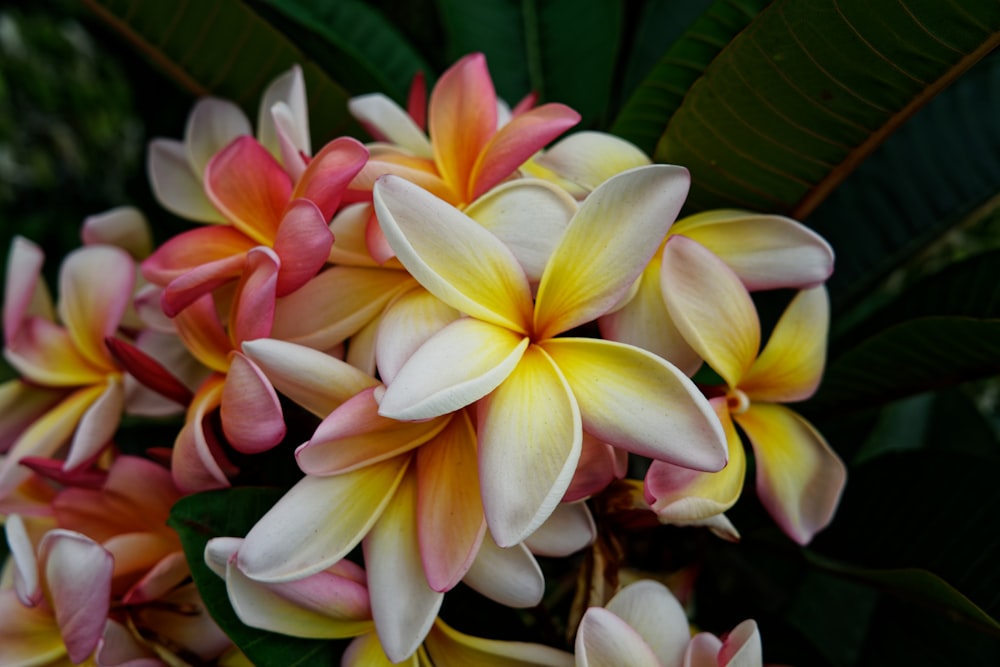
<box><xmin>185</xmin><ymin>97</ymin><xmax>252</xmax><ymax>174</ymax></box>
<box><xmin>524</xmin><ymin>501</ymin><xmax>595</xmax><ymax>557</ymax></box>
<box><xmin>147</xmin><ymin>139</ymin><xmax>225</xmax><ymax>223</ymax></box>
<box><xmin>606</xmin><ymin>580</ymin><xmax>690</xmax><ymax>667</ymax></box>
<box><xmin>350</xmin><ymin>93</ymin><xmax>433</xmax><ymax>158</ymax></box>
<box><xmin>463</xmin><ymin>533</ymin><xmax>544</xmax><ymax>608</ymax></box>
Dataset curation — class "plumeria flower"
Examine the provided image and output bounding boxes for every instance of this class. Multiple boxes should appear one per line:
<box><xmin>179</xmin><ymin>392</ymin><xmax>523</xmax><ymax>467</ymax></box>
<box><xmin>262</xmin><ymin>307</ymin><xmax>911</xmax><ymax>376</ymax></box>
<box><xmin>231</xmin><ymin>338</ymin><xmax>594</xmax><ymax>660</ymax></box>
<box><xmin>371</xmin><ymin>165</ymin><xmax>728</xmax><ymax>547</ymax></box>
<box><xmin>576</xmin><ymin>579</ymin><xmax>762</xmax><ymax>667</ymax></box>
<box><xmin>0</xmin><ymin>239</ymin><xmax>136</xmax><ymax>500</ymax></box>
<box><xmin>347</xmin><ymin>52</ymin><xmax>580</xmax><ymax>263</ymax></box>
<box><xmin>645</xmin><ymin>236</ymin><xmax>846</xmax><ymax>545</ymax></box>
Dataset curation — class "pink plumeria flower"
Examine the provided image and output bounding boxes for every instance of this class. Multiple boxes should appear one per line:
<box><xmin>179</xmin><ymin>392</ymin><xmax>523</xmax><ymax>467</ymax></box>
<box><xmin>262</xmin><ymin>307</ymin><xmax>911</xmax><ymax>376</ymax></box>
<box><xmin>372</xmin><ymin>166</ymin><xmax>728</xmax><ymax>547</ymax></box>
<box><xmin>645</xmin><ymin>236</ymin><xmax>846</xmax><ymax>545</ymax></box>
<box><xmin>576</xmin><ymin>580</ymin><xmax>762</xmax><ymax>667</ymax></box>
<box><xmin>0</xmin><ymin>239</ymin><xmax>136</xmax><ymax>499</ymax></box>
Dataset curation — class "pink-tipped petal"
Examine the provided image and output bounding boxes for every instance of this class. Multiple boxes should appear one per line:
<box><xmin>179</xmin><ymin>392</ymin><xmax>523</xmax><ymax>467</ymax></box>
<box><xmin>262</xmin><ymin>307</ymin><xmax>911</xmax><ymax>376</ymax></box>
<box><xmin>717</xmin><ymin>619</ymin><xmax>762</xmax><ymax>667</ymax></box>
<box><xmin>478</xmin><ymin>345</ymin><xmax>582</xmax><ymax>547</ymax></box>
<box><xmin>141</xmin><ymin>226</ymin><xmax>257</xmax><ymax>287</ymax></box>
<box><xmin>534</xmin><ymin>131</ymin><xmax>651</xmax><ymax>191</ymax></box>
<box><xmin>271</xmin><ymin>266</ymin><xmax>416</xmax><ymax>350</ymax></box>
<box><xmin>534</xmin><ymin>165</ymin><xmax>689</xmax><ymax>340</ymax></box>
<box><xmin>416</xmin><ymin>410</ymin><xmax>486</xmax><ymax>592</ymax></box>
<box><xmin>185</xmin><ymin>97</ymin><xmax>253</xmax><ymax>174</ymax></box>
<box><xmin>81</xmin><ymin>206</ymin><xmax>153</xmax><ymax>259</ymax></box>
<box><xmin>673</xmin><ymin>209</ymin><xmax>834</xmax><ymax>290</ymax></box>
<box><xmin>58</xmin><ymin>245</ymin><xmax>135</xmax><ymax>370</ymax></box>
<box><xmin>171</xmin><ymin>376</ymin><xmax>234</xmax><ymax>493</ymax></box>
<box><xmin>684</xmin><ymin>633</ymin><xmax>724</xmax><ymax>667</ymax></box>
<box><xmin>363</xmin><ymin>470</ymin><xmax>443</xmax><ymax>662</ymax></box>
<box><xmin>349</xmin><ymin>93</ymin><xmax>432</xmax><ymax>158</ymax></box>
<box><xmin>159</xmin><ymin>252</ymin><xmax>250</xmax><ymax>319</ymax></box>
<box><xmin>735</xmin><ymin>404</ymin><xmax>846</xmax><ymax>545</ymax></box>
<box><xmin>563</xmin><ymin>435</ymin><xmax>626</xmax><ymax>502</ymax></box>
<box><xmin>470</xmin><ymin>102</ymin><xmax>580</xmax><ymax>200</ymax></box>
<box><xmin>598</xmin><ymin>257</ymin><xmax>703</xmax><ymax>377</ymax></box>
<box><xmin>463</xmin><ymin>533</ymin><xmax>544</xmax><ymax>608</ymax></box>
<box><xmin>40</xmin><ymin>530</ymin><xmax>114</xmax><ymax>664</ymax></box>
<box><xmin>328</xmin><ymin>203</ymin><xmax>382</xmax><ymax>266</ymax></box>
<box><xmin>230</xmin><ymin>247</ymin><xmax>279</xmax><ymax>345</ymax></box>
<box><xmin>524</xmin><ymin>501</ymin><xmax>595</xmax><ymax>557</ymax></box>
<box><xmin>239</xmin><ymin>456</ymin><xmax>410</xmax><ymax>582</ymax></box>
<box><xmin>257</xmin><ymin>65</ymin><xmax>310</xmax><ymax>162</ymax></box>
<box><xmin>428</xmin><ymin>53</ymin><xmax>497</xmax><ymax>201</ymax></box>
<box><xmin>375</xmin><ymin>287</ymin><xmax>460</xmax><ymax>385</ymax></box>
<box><xmin>544</xmin><ymin>338</ymin><xmax>726</xmax><ymax>472</ymax></box>
<box><xmin>298</xmin><ymin>387</ymin><xmax>443</xmax><ymax>475</ymax></box>
<box><xmin>605</xmin><ymin>580</ymin><xmax>691</xmax><ymax>667</ymax></box>
<box><xmin>147</xmin><ymin>139</ymin><xmax>225</xmax><ymax>223</ymax></box>
<box><xmin>240</xmin><ymin>338</ymin><xmax>378</xmax><ymax>418</ymax></box>
<box><xmin>64</xmin><ymin>377</ymin><xmax>123</xmax><ymax>470</ymax></box>
<box><xmin>272</xmin><ymin>199</ymin><xmax>334</xmax><ymax>296</ymax></box>
<box><xmin>122</xmin><ymin>551</ymin><xmax>190</xmax><ymax>605</ymax></box>
<box><xmin>466</xmin><ymin>179</ymin><xmax>577</xmax><ymax>285</ymax></box>
<box><xmin>378</xmin><ymin>317</ymin><xmax>529</xmax><ymax>421</ymax></box>
<box><xmin>374</xmin><ymin>175</ymin><xmax>533</xmax><ymax>333</ymax></box>
<box><xmin>205</xmin><ymin>136</ymin><xmax>292</xmax><ymax>244</ymax></box>
<box><xmin>661</xmin><ymin>235</ymin><xmax>760</xmax><ymax>389</ymax></box>
<box><xmin>220</xmin><ymin>353</ymin><xmax>285</xmax><ymax>454</ymax></box>
<box><xmin>3</xmin><ymin>236</ymin><xmax>52</xmax><ymax>345</ymax></box>
<box><xmin>291</xmin><ymin>137</ymin><xmax>369</xmax><ymax>221</ymax></box>
<box><xmin>575</xmin><ymin>607</ymin><xmax>662</xmax><ymax>667</ymax></box>
<box><xmin>741</xmin><ymin>286</ymin><xmax>829</xmax><ymax>403</ymax></box>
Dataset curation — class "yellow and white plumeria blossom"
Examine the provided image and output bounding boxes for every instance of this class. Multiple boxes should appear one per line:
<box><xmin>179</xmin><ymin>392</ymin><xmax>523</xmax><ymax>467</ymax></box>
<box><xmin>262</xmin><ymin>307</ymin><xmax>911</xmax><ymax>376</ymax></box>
<box><xmin>575</xmin><ymin>580</ymin><xmax>762</xmax><ymax>667</ymax></box>
<box><xmin>646</xmin><ymin>236</ymin><xmax>846</xmax><ymax>545</ymax></box>
<box><xmin>372</xmin><ymin>165</ymin><xmax>728</xmax><ymax>548</ymax></box>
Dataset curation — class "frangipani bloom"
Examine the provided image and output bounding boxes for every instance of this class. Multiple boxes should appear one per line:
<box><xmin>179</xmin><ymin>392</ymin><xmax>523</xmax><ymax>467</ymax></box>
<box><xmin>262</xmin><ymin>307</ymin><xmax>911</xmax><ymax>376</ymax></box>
<box><xmin>372</xmin><ymin>165</ymin><xmax>728</xmax><ymax>547</ymax></box>
<box><xmin>233</xmin><ymin>339</ymin><xmax>594</xmax><ymax>661</ymax></box>
<box><xmin>646</xmin><ymin>236</ymin><xmax>846</xmax><ymax>545</ymax></box>
<box><xmin>576</xmin><ymin>580</ymin><xmax>761</xmax><ymax>667</ymax></box>
<box><xmin>0</xmin><ymin>239</ymin><xmax>136</xmax><ymax>499</ymax></box>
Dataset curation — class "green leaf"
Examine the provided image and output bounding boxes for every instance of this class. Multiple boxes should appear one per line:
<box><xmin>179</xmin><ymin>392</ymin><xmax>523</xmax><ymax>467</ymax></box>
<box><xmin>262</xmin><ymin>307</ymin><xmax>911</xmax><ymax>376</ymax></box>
<box><xmin>246</xmin><ymin>0</ymin><xmax>432</xmax><ymax>101</ymax></box>
<box><xmin>435</xmin><ymin>0</ymin><xmax>623</xmax><ymax>128</ymax></box>
<box><xmin>810</xmin><ymin>53</ymin><xmax>1000</xmax><ymax>312</ymax></box>
<box><xmin>168</xmin><ymin>487</ymin><xmax>343</xmax><ymax>665</ymax></box>
<box><xmin>611</xmin><ymin>0</ymin><xmax>770</xmax><ymax>156</ymax></box>
<box><xmin>808</xmin><ymin>317</ymin><xmax>1000</xmax><ymax>415</ymax></box>
<box><xmin>804</xmin><ymin>551</ymin><xmax>1000</xmax><ymax>636</ymax></box>
<box><xmin>81</xmin><ymin>0</ymin><xmax>361</xmax><ymax>146</ymax></box>
<box><xmin>652</xmin><ymin>0</ymin><xmax>1000</xmax><ymax>216</ymax></box>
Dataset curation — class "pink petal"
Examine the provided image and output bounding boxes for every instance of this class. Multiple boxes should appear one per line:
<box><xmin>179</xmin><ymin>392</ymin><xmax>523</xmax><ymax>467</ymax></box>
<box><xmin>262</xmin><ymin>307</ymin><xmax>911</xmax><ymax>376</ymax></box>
<box><xmin>291</xmin><ymin>137</ymin><xmax>369</xmax><ymax>221</ymax></box>
<box><xmin>3</xmin><ymin>236</ymin><xmax>52</xmax><ymax>346</ymax></box>
<box><xmin>172</xmin><ymin>294</ymin><xmax>233</xmax><ymax>373</ymax></box>
<box><xmin>272</xmin><ymin>199</ymin><xmax>334</xmax><ymax>296</ymax></box>
<box><xmin>220</xmin><ymin>353</ymin><xmax>285</xmax><ymax>454</ymax></box>
<box><xmin>105</xmin><ymin>337</ymin><xmax>193</xmax><ymax>408</ymax></box>
<box><xmin>470</xmin><ymin>102</ymin><xmax>580</xmax><ymax>200</ymax></box>
<box><xmin>735</xmin><ymin>404</ymin><xmax>846</xmax><ymax>545</ymax></box>
<box><xmin>58</xmin><ymin>245</ymin><xmax>135</xmax><ymax>370</ymax></box>
<box><xmin>407</xmin><ymin>70</ymin><xmax>427</xmax><ymax>130</ymax></box>
<box><xmin>96</xmin><ymin>618</ymin><xmax>163</xmax><ymax>666</ymax></box>
<box><xmin>229</xmin><ymin>246</ymin><xmax>279</xmax><ymax>345</ymax></box>
<box><xmin>416</xmin><ymin>410</ymin><xmax>486</xmax><ymax>591</ymax></box>
<box><xmin>121</xmin><ymin>551</ymin><xmax>189</xmax><ymax>605</ymax></box>
<box><xmin>40</xmin><ymin>530</ymin><xmax>114</xmax><ymax>664</ymax></box>
<box><xmin>363</xmin><ymin>469</ymin><xmax>443</xmax><ymax>662</ymax></box>
<box><xmin>160</xmin><ymin>252</ymin><xmax>250</xmax><ymax>319</ymax></box>
<box><xmin>171</xmin><ymin>376</ymin><xmax>234</xmax><ymax>493</ymax></box>
<box><xmin>478</xmin><ymin>345</ymin><xmax>582</xmax><ymax>547</ymax></box>
<box><xmin>141</xmin><ymin>225</ymin><xmax>256</xmax><ymax>287</ymax></box>
<box><xmin>563</xmin><ymin>434</ymin><xmax>626</xmax><ymax>502</ymax></box>
<box><xmin>717</xmin><ymin>619</ymin><xmax>762</xmax><ymax>667</ymax></box>
<box><xmin>205</xmin><ymin>136</ymin><xmax>292</xmax><ymax>244</ymax></box>
<box><xmin>428</xmin><ymin>53</ymin><xmax>497</xmax><ymax>203</ymax></box>
<box><xmin>81</xmin><ymin>206</ymin><xmax>153</xmax><ymax>259</ymax></box>
<box><xmin>298</xmin><ymin>387</ymin><xmax>442</xmax><ymax>475</ymax></box>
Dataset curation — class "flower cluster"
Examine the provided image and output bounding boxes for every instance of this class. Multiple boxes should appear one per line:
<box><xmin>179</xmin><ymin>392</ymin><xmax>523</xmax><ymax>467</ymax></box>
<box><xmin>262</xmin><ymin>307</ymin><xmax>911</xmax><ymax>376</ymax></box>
<box><xmin>1</xmin><ymin>53</ymin><xmax>844</xmax><ymax>665</ymax></box>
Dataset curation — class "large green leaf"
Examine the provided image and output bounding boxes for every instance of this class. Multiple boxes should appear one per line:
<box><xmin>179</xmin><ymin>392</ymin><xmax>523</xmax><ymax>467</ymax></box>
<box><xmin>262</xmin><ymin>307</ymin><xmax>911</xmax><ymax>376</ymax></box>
<box><xmin>168</xmin><ymin>487</ymin><xmax>343</xmax><ymax>665</ymax></box>
<box><xmin>611</xmin><ymin>0</ymin><xmax>770</xmax><ymax>155</ymax></box>
<box><xmin>653</xmin><ymin>0</ymin><xmax>1000</xmax><ymax>215</ymax></box>
<box><xmin>808</xmin><ymin>317</ymin><xmax>1000</xmax><ymax>415</ymax></box>
<box><xmin>246</xmin><ymin>0</ymin><xmax>431</xmax><ymax>102</ymax></box>
<box><xmin>809</xmin><ymin>53</ymin><xmax>1000</xmax><ymax>312</ymax></box>
<box><xmin>81</xmin><ymin>0</ymin><xmax>361</xmax><ymax>145</ymax></box>
<box><xmin>435</xmin><ymin>0</ymin><xmax>623</xmax><ymax>128</ymax></box>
